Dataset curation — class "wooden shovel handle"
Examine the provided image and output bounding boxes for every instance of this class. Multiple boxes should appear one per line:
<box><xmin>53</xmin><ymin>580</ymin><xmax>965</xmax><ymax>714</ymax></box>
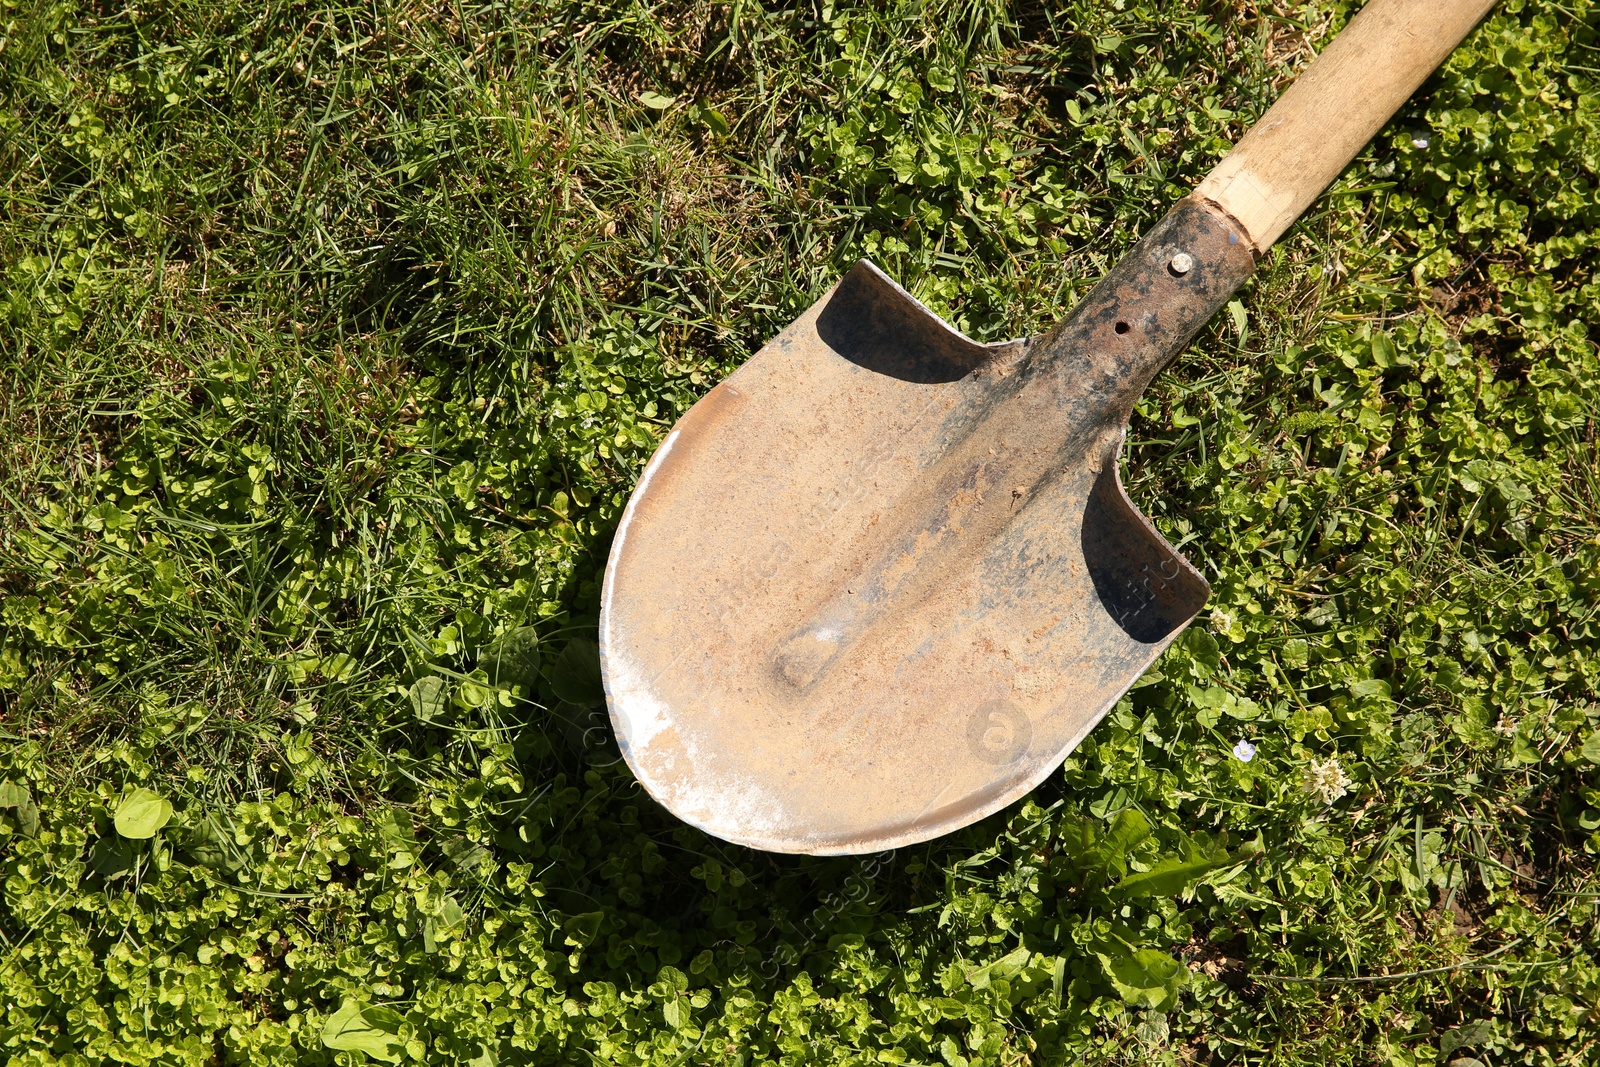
<box><xmin>1194</xmin><ymin>0</ymin><xmax>1496</xmax><ymax>253</ymax></box>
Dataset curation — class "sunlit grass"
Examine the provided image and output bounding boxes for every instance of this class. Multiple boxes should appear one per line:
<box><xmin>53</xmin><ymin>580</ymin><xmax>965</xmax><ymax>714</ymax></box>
<box><xmin>3</xmin><ymin>0</ymin><xmax>1598</xmax><ymax>1063</ymax></box>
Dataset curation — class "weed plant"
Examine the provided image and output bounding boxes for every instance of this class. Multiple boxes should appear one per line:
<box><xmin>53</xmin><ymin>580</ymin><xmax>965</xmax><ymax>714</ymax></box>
<box><xmin>2</xmin><ymin>0</ymin><xmax>1600</xmax><ymax>1063</ymax></box>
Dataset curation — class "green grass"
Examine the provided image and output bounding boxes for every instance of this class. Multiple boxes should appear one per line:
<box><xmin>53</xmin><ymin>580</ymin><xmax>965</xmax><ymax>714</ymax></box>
<box><xmin>3</xmin><ymin>0</ymin><xmax>1600</xmax><ymax>1063</ymax></box>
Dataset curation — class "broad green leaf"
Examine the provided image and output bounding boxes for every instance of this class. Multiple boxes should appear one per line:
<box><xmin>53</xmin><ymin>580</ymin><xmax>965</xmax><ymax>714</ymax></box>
<box><xmin>0</xmin><ymin>779</ymin><xmax>39</xmax><ymax>837</ymax></box>
<box><xmin>1452</xmin><ymin>696</ymin><xmax>1494</xmax><ymax>749</ymax></box>
<box><xmin>88</xmin><ymin>836</ymin><xmax>140</xmax><ymax>879</ymax></box>
<box><xmin>548</xmin><ymin>638</ymin><xmax>604</xmax><ymax>707</ymax></box>
<box><xmin>1582</xmin><ymin>731</ymin><xmax>1600</xmax><ymax>765</ymax></box>
<box><xmin>284</xmin><ymin>654</ymin><xmax>321</xmax><ymax>683</ymax></box>
<box><xmin>377</xmin><ymin>809</ymin><xmax>417</xmax><ymax>869</ymax></box>
<box><xmin>1104</xmin><ymin>808</ymin><xmax>1151</xmax><ymax>854</ymax></box>
<box><xmin>650</xmin><ymin>966</ymin><xmax>689</xmax><ymax>996</ymax></box>
<box><xmin>321</xmin><ymin>1000</ymin><xmax>405</xmax><ymax>1063</ymax></box>
<box><xmin>638</xmin><ymin>91</ymin><xmax>675</xmax><ymax>110</ymax></box>
<box><xmin>1056</xmin><ymin>814</ymin><xmax>1098</xmax><ymax>856</ymax></box>
<box><xmin>1226</xmin><ymin>299</ymin><xmax>1247</xmax><ymax>338</ymax></box>
<box><xmin>481</xmin><ymin>626</ymin><xmax>541</xmax><ymax>691</ymax></box>
<box><xmin>967</xmin><ymin>946</ymin><xmax>1030</xmax><ymax>988</ymax></box>
<box><xmin>696</xmin><ymin>105</ymin><xmax>729</xmax><ymax>135</ymax></box>
<box><xmin>1440</xmin><ymin>1019</ymin><xmax>1494</xmax><ymax>1056</ymax></box>
<box><xmin>322</xmin><ymin>652</ymin><xmax>357</xmax><ymax>681</ymax></box>
<box><xmin>454</xmin><ymin>672</ymin><xmax>492</xmax><ymax>711</ymax></box>
<box><xmin>989</xmin><ymin>945</ymin><xmax>1031</xmax><ymax>979</ymax></box>
<box><xmin>1115</xmin><ymin>847</ymin><xmax>1235</xmax><ymax>899</ymax></box>
<box><xmin>114</xmin><ymin>787</ymin><xmax>172</xmax><ymax>839</ymax></box>
<box><xmin>1182</xmin><ymin>628</ymin><xmax>1220</xmax><ymax>677</ymax></box>
<box><xmin>441</xmin><ymin>835</ymin><xmax>490</xmax><ymax>873</ymax></box>
<box><xmin>377</xmin><ymin>808</ymin><xmax>417</xmax><ymax>849</ymax></box>
<box><xmin>1350</xmin><ymin>678</ymin><xmax>1392</xmax><ymax>702</ymax></box>
<box><xmin>179</xmin><ymin>813</ymin><xmax>243</xmax><ymax>873</ymax></box>
<box><xmin>424</xmin><ymin>894</ymin><xmax>466</xmax><ymax>953</ymax></box>
<box><xmin>1097</xmin><ymin>948</ymin><xmax>1186</xmax><ymax>1011</ymax></box>
<box><xmin>1225</xmin><ymin>697</ymin><xmax>1262</xmax><ymax>720</ymax></box>
<box><xmin>1087</xmin><ymin>808</ymin><xmax>1150</xmax><ymax>879</ymax></box>
<box><xmin>409</xmin><ymin>675</ymin><xmax>448</xmax><ymax>721</ymax></box>
<box><xmin>662</xmin><ymin>997</ymin><xmax>689</xmax><ymax>1029</ymax></box>
<box><xmin>1433</xmin><ymin>658</ymin><xmax>1464</xmax><ymax>692</ymax></box>
<box><xmin>1370</xmin><ymin>331</ymin><xmax>1399</xmax><ymax>369</ymax></box>
<box><xmin>563</xmin><ymin>909</ymin><xmax>603</xmax><ymax>947</ymax></box>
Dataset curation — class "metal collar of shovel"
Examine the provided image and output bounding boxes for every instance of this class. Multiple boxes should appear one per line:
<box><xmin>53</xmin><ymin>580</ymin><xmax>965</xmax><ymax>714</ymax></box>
<box><xmin>599</xmin><ymin>0</ymin><xmax>1498</xmax><ymax>855</ymax></box>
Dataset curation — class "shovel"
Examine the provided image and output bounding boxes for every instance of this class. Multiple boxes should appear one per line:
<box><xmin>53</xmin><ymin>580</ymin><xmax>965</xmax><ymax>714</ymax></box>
<box><xmin>600</xmin><ymin>0</ymin><xmax>1496</xmax><ymax>855</ymax></box>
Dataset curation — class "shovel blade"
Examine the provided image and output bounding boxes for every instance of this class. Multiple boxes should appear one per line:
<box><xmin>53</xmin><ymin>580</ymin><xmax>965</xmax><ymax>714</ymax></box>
<box><xmin>601</xmin><ymin>260</ymin><xmax>1209</xmax><ymax>855</ymax></box>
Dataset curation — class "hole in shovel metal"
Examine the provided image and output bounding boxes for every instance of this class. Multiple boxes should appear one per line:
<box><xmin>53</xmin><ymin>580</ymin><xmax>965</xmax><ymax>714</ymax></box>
<box><xmin>1081</xmin><ymin>466</ymin><xmax>1207</xmax><ymax>643</ymax></box>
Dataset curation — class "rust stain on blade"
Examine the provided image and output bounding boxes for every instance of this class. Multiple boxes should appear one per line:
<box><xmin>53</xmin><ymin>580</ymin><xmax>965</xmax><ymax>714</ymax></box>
<box><xmin>600</xmin><ymin>197</ymin><xmax>1256</xmax><ymax>855</ymax></box>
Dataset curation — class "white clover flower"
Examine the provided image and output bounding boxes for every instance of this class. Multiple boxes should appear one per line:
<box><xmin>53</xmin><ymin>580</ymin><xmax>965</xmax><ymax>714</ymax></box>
<box><xmin>1412</xmin><ymin>133</ymin><xmax>1431</xmax><ymax>149</ymax></box>
<box><xmin>1493</xmin><ymin>715</ymin><xmax>1518</xmax><ymax>737</ymax></box>
<box><xmin>1209</xmin><ymin>609</ymin><xmax>1234</xmax><ymax>635</ymax></box>
<box><xmin>1232</xmin><ymin>739</ymin><xmax>1256</xmax><ymax>762</ymax></box>
<box><xmin>1303</xmin><ymin>757</ymin><xmax>1351</xmax><ymax>806</ymax></box>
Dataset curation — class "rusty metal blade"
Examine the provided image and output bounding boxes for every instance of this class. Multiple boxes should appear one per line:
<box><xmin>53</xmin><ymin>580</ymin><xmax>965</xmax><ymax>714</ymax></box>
<box><xmin>600</xmin><ymin>198</ymin><xmax>1256</xmax><ymax>855</ymax></box>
